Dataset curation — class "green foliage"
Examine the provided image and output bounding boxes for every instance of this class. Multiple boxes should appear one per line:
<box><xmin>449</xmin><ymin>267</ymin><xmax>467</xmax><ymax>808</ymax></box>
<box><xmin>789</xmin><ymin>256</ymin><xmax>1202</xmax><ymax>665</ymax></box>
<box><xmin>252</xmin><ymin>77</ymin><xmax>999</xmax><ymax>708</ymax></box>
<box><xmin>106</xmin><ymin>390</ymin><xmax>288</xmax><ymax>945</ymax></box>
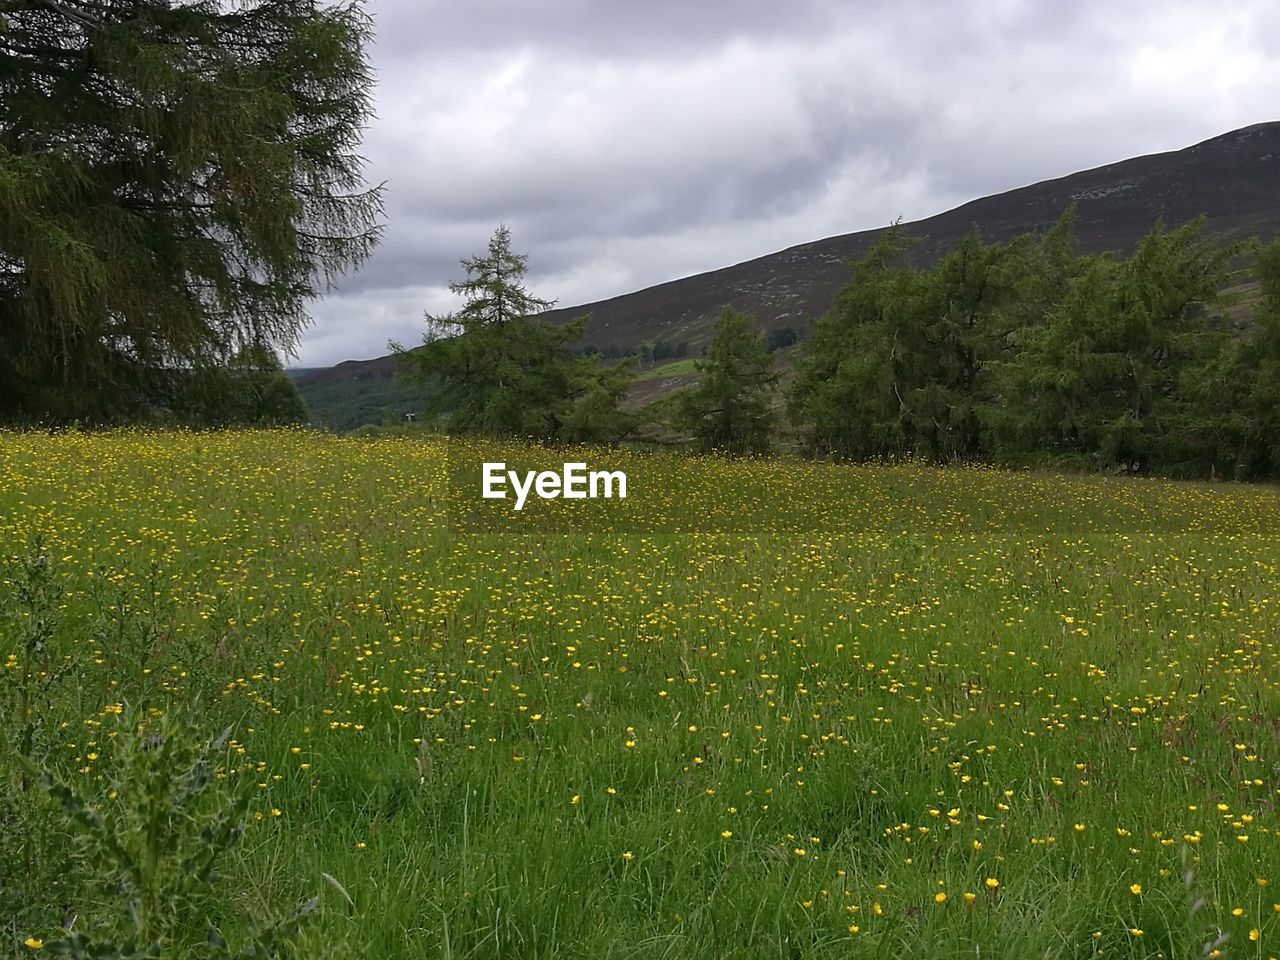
<box><xmin>764</xmin><ymin>326</ymin><xmax>800</xmax><ymax>353</ymax></box>
<box><xmin>392</xmin><ymin>225</ymin><xmax>634</xmax><ymax>442</ymax></box>
<box><xmin>170</xmin><ymin>347</ymin><xmax>309</xmax><ymax>428</ymax></box>
<box><xmin>557</xmin><ymin>357</ymin><xmax>637</xmax><ymax>443</ymax></box>
<box><xmin>671</xmin><ymin>307</ymin><xmax>776</xmax><ymax>455</ymax></box>
<box><xmin>1245</xmin><ymin>240</ymin><xmax>1280</xmax><ymax>466</ymax></box>
<box><xmin>635</xmin><ymin>357</ymin><xmax>698</xmax><ymax>382</ymax></box>
<box><xmin>0</xmin><ymin>537</ymin><xmax>82</xmax><ymax>933</ymax></box>
<box><xmin>789</xmin><ymin>210</ymin><xmax>1268</xmax><ymax>478</ymax></box>
<box><xmin>0</xmin><ymin>0</ymin><xmax>384</xmax><ymax>424</ymax></box>
<box><xmin>7</xmin><ymin>430</ymin><xmax>1280</xmax><ymax>956</ymax></box>
<box><xmin>634</xmin><ymin>337</ymin><xmax>689</xmax><ymax>365</ymax></box>
<box><xmin>788</xmin><ymin>227</ymin><xmax>930</xmax><ymax>459</ymax></box>
<box><xmin>989</xmin><ymin>218</ymin><xmax>1241</xmax><ymax>475</ymax></box>
<box><xmin>18</xmin><ymin>713</ymin><xmax>318</xmax><ymax>959</ymax></box>
<box><xmin>1199</xmin><ymin>239</ymin><xmax>1280</xmax><ymax>478</ymax></box>
<box><xmin>2</xmin><ymin>536</ymin><xmax>60</xmax><ymax>762</ymax></box>
<box><xmin>790</xmin><ymin>220</ymin><xmax>1073</xmax><ymax>462</ymax></box>
<box><xmin>295</xmin><ymin>376</ymin><xmax>432</xmax><ymax>432</ymax></box>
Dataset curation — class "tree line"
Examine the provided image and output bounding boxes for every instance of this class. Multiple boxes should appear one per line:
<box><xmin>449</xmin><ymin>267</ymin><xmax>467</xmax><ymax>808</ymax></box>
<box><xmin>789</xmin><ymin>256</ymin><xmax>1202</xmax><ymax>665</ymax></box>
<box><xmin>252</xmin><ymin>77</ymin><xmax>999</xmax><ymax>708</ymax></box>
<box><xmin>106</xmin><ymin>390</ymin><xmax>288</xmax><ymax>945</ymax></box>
<box><xmin>789</xmin><ymin>212</ymin><xmax>1280</xmax><ymax>479</ymax></box>
<box><xmin>399</xmin><ymin>216</ymin><xmax>1280</xmax><ymax>481</ymax></box>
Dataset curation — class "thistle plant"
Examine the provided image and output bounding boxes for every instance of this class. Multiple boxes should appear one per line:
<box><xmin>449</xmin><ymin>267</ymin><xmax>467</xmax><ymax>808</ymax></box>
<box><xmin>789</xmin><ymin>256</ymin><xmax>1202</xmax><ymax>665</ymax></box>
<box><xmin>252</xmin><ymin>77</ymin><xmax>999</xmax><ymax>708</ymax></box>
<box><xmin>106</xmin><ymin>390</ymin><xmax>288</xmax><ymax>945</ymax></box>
<box><xmin>19</xmin><ymin>712</ymin><xmax>319</xmax><ymax>959</ymax></box>
<box><xmin>3</xmin><ymin>536</ymin><xmax>61</xmax><ymax>765</ymax></box>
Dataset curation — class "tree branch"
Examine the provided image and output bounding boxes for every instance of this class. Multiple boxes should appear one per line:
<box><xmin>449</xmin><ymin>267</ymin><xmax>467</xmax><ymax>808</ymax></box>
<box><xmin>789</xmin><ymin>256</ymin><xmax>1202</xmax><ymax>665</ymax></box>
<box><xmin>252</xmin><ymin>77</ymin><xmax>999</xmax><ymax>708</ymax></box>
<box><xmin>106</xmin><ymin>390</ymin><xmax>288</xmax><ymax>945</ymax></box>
<box><xmin>36</xmin><ymin>0</ymin><xmax>101</xmax><ymax>28</ymax></box>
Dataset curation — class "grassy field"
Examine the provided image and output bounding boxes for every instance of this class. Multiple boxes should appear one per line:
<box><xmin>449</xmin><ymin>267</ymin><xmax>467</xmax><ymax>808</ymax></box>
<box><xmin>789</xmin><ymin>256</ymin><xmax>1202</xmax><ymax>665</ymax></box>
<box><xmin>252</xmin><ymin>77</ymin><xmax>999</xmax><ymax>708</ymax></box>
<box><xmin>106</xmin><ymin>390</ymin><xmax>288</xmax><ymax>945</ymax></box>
<box><xmin>634</xmin><ymin>358</ymin><xmax>700</xmax><ymax>381</ymax></box>
<box><xmin>3</xmin><ymin>430</ymin><xmax>1280</xmax><ymax>958</ymax></box>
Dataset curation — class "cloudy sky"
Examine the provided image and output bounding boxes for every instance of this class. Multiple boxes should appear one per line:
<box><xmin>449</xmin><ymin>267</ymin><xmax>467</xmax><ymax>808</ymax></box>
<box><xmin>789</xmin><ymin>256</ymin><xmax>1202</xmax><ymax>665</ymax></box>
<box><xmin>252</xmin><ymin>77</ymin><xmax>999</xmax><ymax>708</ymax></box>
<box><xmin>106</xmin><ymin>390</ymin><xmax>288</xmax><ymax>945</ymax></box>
<box><xmin>294</xmin><ymin>0</ymin><xmax>1279</xmax><ymax>367</ymax></box>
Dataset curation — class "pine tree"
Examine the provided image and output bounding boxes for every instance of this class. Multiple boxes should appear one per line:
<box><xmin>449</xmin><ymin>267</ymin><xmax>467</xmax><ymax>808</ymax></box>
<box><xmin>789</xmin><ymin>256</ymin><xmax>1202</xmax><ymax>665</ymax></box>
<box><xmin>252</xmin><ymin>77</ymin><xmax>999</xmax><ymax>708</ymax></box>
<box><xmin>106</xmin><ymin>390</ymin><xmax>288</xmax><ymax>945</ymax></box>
<box><xmin>673</xmin><ymin>307</ymin><xmax>776</xmax><ymax>455</ymax></box>
<box><xmin>894</xmin><ymin>226</ymin><xmax>1013</xmax><ymax>460</ymax></box>
<box><xmin>787</xmin><ymin>228</ymin><xmax>916</xmax><ymax>459</ymax></box>
<box><xmin>171</xmin><ymin>346</ymin><xmax>308</xmax><ymax>427</ymax></box>
<box><xmin>1197</xmin><ymin>239</ymin><xmax>1280</xmax><ymax>478</ymax></box>
<box><xmin>1242</xmin><ymin>240</ymin><xmax>1280</xmax><ymax>476</ymax></box>
<box><xmin>790</xmin><ymin>224</ymin><xmax>1020</xmax><ymax>462</ymax></box>
<box><xmin>991</xmin><ymin>218</ymin><xmax>1239</xmax><ymax>473</ymax></box>
<box><xmin>0</xmin><ymin>0</ymin><xmax>384</xmax><ymax>422</ymax></box>
<box><xmin>394</xmin><ymin>225</ymin><xmax>633</xmax><ymax>441</ymax></box>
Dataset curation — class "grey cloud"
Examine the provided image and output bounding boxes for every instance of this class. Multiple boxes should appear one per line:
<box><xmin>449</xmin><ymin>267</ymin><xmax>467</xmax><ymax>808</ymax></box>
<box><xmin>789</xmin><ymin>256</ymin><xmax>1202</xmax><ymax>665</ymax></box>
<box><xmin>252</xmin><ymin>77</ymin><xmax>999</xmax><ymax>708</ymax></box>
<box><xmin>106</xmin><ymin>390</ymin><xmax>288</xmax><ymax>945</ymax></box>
<box><xmin>373</xmin><ymin>0</ymin><xmax>844</xmax><ymax>62</ymax></box>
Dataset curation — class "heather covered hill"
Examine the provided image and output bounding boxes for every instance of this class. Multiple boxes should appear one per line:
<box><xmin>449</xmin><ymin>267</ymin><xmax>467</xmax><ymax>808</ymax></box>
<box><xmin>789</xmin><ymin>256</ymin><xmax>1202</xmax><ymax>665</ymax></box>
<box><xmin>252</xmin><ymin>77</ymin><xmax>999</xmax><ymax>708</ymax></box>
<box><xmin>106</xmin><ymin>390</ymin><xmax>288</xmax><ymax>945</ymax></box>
<box><xmin>540</xmin><ymin>122</ymin><xmax>1279</xmax><ymax>353</ymax></box>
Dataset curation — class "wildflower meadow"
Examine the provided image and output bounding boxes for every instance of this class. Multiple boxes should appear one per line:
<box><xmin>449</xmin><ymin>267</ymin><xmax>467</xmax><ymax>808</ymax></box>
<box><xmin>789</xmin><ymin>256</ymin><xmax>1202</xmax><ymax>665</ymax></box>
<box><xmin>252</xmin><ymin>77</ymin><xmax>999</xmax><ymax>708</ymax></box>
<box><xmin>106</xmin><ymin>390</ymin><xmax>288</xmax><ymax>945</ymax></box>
<box><xmin>3</xmin><ymin>429</ymin><xmax>1279</xmax><ymax>958</ymax></box>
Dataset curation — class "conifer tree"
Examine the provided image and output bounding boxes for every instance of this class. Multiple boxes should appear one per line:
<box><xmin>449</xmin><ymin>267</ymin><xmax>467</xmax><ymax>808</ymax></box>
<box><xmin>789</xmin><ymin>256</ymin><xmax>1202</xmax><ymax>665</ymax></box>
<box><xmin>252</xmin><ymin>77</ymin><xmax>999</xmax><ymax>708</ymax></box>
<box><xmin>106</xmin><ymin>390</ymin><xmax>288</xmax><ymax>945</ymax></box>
<box><xmin>790</xmin><ymin>224</ymin><xmax>1022</xmax><ymax>462</ymax></box>
<box><xmin>992</xmin><ymin>218</ymin><xmax>1239</xmax><ymax>473</ymax></box>
<box><xmin>1193</xmin><ymin>239</ymin><xmax>1280</xmax><ymax>478</ymax></box>
<box><xmin>787</xmin><ymin>228</ymin><xmax>916</xmax><ymax>459</ymax></box>
<box><xmin>394</xmin><ymin>225</ymin><xmax>634</xmax><ymax>441</ymax></box>
<box><xmin>0</xmin><ymin>0</ymin><xmax>384</xmax><ymax>422</ymax></box>
<box><xmin>673</xmin><ymin>307</ymin><xmax>776</xmax><ymax>455</ymax></box>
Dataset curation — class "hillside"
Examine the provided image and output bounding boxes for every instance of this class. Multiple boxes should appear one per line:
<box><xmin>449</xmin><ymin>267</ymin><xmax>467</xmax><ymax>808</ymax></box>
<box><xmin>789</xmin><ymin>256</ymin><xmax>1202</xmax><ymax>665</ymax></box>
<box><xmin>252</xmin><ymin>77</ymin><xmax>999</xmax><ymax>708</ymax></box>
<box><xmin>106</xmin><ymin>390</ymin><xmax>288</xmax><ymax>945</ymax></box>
<box><xmin>290</xmin><ymin>373</ymin><xmax>429</xmax><ymax>432</ymax></box>
<box><xmin>542</xmin><ymin>121</ymin><xmax>1278</xmax><ymax>353</ymax></box>
<box><xmin>296</xmin><ymin>122</ymin><xmax>1280</xmax><ymax>425</ymax></box>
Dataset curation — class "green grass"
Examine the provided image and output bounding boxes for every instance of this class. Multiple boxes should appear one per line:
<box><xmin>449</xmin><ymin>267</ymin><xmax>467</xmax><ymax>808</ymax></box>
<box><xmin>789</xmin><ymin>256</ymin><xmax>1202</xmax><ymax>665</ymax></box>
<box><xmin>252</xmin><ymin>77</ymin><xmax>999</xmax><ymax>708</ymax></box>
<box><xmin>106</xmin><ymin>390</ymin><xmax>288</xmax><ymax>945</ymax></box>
<box><xmin>3</xmin><ymin>430</ymin><xmax>1280</xmax><ymax>958</ymax></box>
<box><xmin>635</xmin><ymin>357</ymin><xmax>699</xmax><ymax>381</ymax></box>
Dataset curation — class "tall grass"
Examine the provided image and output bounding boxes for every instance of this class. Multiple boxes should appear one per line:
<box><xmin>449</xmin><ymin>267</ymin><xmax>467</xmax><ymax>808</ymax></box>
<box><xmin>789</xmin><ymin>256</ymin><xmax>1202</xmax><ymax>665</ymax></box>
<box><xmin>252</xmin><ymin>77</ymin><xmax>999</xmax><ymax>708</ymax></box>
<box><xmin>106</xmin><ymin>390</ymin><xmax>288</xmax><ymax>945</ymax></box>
<box><xmin>2</xmin><ymin>429</ymin><xmax>1279</xmax><ymax>958</ymax></box>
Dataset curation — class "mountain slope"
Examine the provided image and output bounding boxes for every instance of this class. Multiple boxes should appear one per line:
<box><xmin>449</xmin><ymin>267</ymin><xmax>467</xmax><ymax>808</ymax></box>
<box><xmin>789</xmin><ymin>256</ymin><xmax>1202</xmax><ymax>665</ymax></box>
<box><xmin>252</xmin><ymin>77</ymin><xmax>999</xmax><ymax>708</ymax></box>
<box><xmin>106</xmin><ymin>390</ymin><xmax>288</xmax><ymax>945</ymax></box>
<box><xmin>297</xmin><ymin>122</ymin><xmax>1280</xmax><ymax>405</ymax></box>
<box><xmin>540</xmin><ymin>122</ymin><xmax>1279</xmax><ymax>352</ymax></box>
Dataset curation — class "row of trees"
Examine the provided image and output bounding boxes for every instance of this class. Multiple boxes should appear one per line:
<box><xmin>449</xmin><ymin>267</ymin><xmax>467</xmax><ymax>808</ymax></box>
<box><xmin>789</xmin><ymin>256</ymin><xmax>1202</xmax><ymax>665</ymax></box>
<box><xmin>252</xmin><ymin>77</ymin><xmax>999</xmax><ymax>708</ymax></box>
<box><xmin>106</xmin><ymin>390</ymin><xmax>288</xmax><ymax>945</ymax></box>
<box><xmin>392</xmin><ymin>225</ymin><xmax>775</xmax><ymax>449</ymax></box>
<box><xmin>789</xmin><ymin>213</ymin><xmax>1280</xmax><ymax>479</ymax></box>
<box><xmin>403</xmin><ymin>218</ymin><xmax>1280</xmax><ymax>481</ymax></box>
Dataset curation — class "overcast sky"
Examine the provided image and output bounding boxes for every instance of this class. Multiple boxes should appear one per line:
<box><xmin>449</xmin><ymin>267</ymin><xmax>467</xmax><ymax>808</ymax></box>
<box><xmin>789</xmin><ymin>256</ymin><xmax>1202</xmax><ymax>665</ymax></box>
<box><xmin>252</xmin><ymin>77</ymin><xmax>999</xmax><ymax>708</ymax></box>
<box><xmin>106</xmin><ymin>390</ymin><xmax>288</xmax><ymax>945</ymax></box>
<box><xmin>293</xmin><ymin>0</ymin><xmax>1280</xmax><ymax>367</ymax></box>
